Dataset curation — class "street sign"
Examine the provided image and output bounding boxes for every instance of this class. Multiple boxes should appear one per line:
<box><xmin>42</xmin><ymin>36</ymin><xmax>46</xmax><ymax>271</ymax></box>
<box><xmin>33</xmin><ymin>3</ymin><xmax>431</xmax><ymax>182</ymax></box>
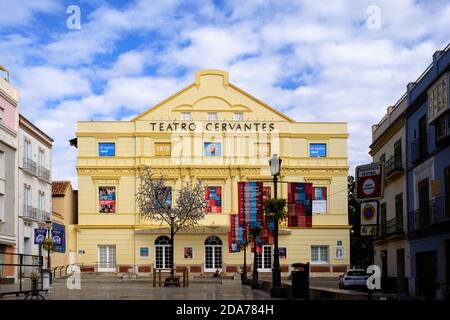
<box><xmin>355</xmin><ymin>163</ymin><xmax>384</xmax><ymax>200</ymax></box>
<box><xmin>360</xmin><ymin>201</ymin><xmax>379</xmax><ymax>236</ymax></box>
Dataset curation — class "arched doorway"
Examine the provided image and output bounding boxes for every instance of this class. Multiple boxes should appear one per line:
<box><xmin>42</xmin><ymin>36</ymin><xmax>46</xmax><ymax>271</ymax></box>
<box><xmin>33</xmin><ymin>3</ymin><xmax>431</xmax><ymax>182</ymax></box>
<box><xmin>204</xmin><ymin>236</ymin><xmax>223</xmax><ymax>272</ymax></box>
<box><xmin>154</xmin><ymin>236</ymin><xmax>172</xmax><ymax>269</ymax></box>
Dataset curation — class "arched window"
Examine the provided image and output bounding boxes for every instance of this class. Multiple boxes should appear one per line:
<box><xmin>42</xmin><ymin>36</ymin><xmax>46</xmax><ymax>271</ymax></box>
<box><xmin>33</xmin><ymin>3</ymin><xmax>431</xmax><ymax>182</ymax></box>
<box><xmin>155</xmin><ymin>236</ymin><xmax>172</xmax><ymax>245</ymax></box>
<box><xmin>154</xmin><ymin>236</ymin><xmax>171</xmax><ymax>269</ymax></box>
<box><xmin>204</xmin><ymin>236</ymin><xmax>222</xmax><ymax>245</ymax></box>
<box><xmin>204</xmin><ymin>236</ymin><xmax>222</xmax><ymax>272</ymax></box>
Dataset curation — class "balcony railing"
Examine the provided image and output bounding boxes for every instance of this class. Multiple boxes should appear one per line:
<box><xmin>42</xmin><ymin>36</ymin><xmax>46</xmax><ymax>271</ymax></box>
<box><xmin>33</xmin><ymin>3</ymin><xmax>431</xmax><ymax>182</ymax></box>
<box><xmin>409</xmin><ymin>197</ymin><xmax>450</xmax><ymax>232</ymax></box>
<box><xmin>386</xmin><ymin>215</ymin><xmax>404</xmax><ymax>236</ymax></box>
<box><xmin>378</xmin><ymin>214</ymin><xmax>404</xmax><ymax>240</ymax></box>
<box><xmin>38</xmin><ymin>166</ymin><xmax>51</xmax><ymax>181</ymax></box>
<box><xmin>411</xmin><ymin>135</ymin><xmax>428</xmax><ymax>164</ymax></box>
<box><xmin>23</xmin><ymin>157</ymin><xmax>37</xmax><ymax>175</ymax></box>
<box><xmin>23</xmin><ymin>205</ymin><xmax>38</xmax><ymax>220</ymax></box>
<box><xmin>385</xmin><ymin>155</ymin><xmax>403</xmax><ymax>178</ymax></box>
<box><xmin>38</xmin><ymin>209</ymin><xmax>51</xmax><ymax>222</ymax></box>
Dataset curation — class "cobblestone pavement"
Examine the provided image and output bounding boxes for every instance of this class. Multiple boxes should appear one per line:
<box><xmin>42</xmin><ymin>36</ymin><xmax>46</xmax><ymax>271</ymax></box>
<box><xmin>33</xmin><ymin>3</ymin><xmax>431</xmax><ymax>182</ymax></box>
<box><xmin>1</xmin><ymin>278</ymin><xmax>276</xmax><ymax>300</ymax></box>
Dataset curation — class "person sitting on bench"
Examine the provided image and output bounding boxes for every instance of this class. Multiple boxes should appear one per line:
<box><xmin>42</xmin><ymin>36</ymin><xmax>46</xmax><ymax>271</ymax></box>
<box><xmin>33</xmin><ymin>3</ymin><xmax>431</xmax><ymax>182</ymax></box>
<box><xmin>213</xmin><ymin>269</ymin><xmax>221</xmax><ymax>278</ymax></box>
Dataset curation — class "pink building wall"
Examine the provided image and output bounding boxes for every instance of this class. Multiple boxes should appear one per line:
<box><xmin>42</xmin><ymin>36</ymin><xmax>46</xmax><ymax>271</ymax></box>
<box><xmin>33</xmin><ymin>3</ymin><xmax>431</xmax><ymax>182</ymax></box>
<box><xmin>0</xmin><ymin>95</ymin><xmax>17</xmax><ymax>131</ymax></box>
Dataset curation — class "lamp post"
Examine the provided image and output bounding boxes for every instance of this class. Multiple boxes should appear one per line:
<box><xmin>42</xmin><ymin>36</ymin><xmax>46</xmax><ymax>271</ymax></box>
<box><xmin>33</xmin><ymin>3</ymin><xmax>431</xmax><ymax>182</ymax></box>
<box><xmin>250</xmin><ymin>226</ymin><xmax>261</xmax><ymax>289</ymax></box>
<box><xmin>269</xmin><ymin>154</ymin><xmax>283</xmax><ymax>298</ymax></box>
<box><xmin>45</xmin><ymin>219</ymin><xmax>52</xmax><ymax>284</ymax></box>
<box><xmin>169</xmin><ymin>212</ymin><xmax>175</xmax><ymax>277</ymax></box>
<box><xmin>241</xmin><ymin>240</ymin><xmax>248</xmax><ymax>285</ymax></box>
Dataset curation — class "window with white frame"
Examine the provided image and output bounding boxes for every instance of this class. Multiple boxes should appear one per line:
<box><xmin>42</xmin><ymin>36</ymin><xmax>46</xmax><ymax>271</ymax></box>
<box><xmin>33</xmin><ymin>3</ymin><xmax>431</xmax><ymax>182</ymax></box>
<box><xmin>38</xmin><ymin>148</ymin><xmax>45</xmax><ymax>168</ymax></box>
<box><xmin>181</xmin><ymin>112</ymin><xmax>191</xmax><ymax>121</ymax></box>
<box><xmin>38</xmin><ymin>191</ymin><xmax>45</xmax><ymax>211</ymax></box>
<box><xmin>23</xmin><ymin>138</ymin><xmax>31</xmax><ymax>160</ymax></box>
<box><xmin>311</xmin><ymin>246</ymin><xmax>329</xmax><ymax>264</ymax></box>
<box><xmin>0</xmin><ymin>194</ymin><xmax>4</xmax><ymax>222</ymax></box>
<box><xmin>207</xmin><ymin>112</ymin><xmax>218</xmax><ymax>121</ymax></box>
<box><xmin>234</xmin><ymin>112</ymin><xmax>244</xmax><ymax>121</ymax></box>
<box><xmin>0</xmin><ymin>151</ymin><xmax>4</xmax><ymax>181</ymax></box>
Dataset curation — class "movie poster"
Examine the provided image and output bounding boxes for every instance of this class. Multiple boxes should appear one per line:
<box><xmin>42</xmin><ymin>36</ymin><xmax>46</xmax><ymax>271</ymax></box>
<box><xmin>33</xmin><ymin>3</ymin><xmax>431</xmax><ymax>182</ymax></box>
<box><xmin>184</xmin><ymin>247</ymin><xmax>193</xmax><ymax>259</ymax></box>
<box><xmin>99</xmin><ymin>186</ymin><xmax>116</xmax><ymax>213</ymax></box>
<box><xmin>312</xmin><ymin>186</ymin><xmax>327</xmax><ymax>214</ymax></box>
<box><xmin>204</xmin><ymin>142</ymin><xmax>222</xmax><ymax>157</ymax></box>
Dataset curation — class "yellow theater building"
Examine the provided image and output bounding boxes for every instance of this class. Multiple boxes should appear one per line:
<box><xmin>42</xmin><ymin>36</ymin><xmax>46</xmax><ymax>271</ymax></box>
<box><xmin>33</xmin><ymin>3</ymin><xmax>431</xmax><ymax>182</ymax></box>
<box><xmin>72</xmin><ymin>70</ymin><xmax>350</xmax><ymax>276</ymax></box>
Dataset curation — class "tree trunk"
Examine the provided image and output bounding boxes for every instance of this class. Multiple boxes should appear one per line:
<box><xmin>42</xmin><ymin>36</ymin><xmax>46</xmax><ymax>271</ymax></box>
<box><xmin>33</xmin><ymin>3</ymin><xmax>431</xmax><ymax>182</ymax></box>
<box><xmin>170</xmin><ymin>222</ymin><xmax>175</xmax><ymax>276</ymax></box>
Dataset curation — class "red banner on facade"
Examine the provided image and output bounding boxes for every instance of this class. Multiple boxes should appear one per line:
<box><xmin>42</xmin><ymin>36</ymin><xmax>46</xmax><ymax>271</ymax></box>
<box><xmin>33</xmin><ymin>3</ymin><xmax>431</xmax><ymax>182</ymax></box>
<box><xmin>288</xmin><ymin>182</ymin><xmax>313</xmax><ymax>227</ymax></box>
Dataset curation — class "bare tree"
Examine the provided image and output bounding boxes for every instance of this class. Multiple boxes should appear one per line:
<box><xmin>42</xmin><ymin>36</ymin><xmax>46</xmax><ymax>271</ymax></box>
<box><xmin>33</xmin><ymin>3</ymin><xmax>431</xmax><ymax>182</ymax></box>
<box><xmin>136</xmin><ymin>167</ymin><xmax>207</xmax><ymax>280</ymax></box>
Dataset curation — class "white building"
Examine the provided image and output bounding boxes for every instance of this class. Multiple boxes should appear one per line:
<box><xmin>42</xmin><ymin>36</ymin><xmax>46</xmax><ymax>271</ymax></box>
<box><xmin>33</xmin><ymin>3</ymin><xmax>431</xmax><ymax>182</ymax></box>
<box><xmin>17</xmin><ymin>115</ymin><xmax>53</xmax><ymax>259</ymax></box>
<box><xmin>370</xmin><ymin>94</ymin><xmax>410</xmax><ymax>295</ymax></box>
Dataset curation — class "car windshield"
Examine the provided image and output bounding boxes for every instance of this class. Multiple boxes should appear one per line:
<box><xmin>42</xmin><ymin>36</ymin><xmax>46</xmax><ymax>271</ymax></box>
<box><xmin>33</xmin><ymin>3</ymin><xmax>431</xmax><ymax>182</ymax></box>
<box><xmin>346</xmin><ymin>271</ymin><xmax>367</xmax><ymax>276</ymax></box>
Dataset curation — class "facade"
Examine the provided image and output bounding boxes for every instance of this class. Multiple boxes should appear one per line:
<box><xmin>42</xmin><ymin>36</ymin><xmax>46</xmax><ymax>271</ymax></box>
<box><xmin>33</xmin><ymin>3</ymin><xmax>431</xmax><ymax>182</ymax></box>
<box><xmin>73</xmin><ymin>70</ymin><xmax>350</xmax><ymax>276</ymax></box>
<box><xmin>17</xmin><ymin>115</ymin><xmax>53</xmax><ymax>260</ymax></box>
<box><xmin>370</xmin><ymin>94</ymin><xmax>410</xmax><ymax>295</ymax></box>
<box><xmin>51</xmin><ymin>181</ymin><xmax>77</xmax><ymax>267</ymax></box>
<box><xmin>0</xmin><ymin>69</ymin><xmax>19</xmax><ymax>283</ymax></box>
<box><xmin>405</xmin><ymin>46</ymin><xmax>450</xmax><ymax>300</ymax></box>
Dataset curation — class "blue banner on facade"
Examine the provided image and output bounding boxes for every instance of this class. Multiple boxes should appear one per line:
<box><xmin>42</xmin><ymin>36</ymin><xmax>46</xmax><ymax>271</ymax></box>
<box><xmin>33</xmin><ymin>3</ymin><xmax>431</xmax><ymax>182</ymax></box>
<box><xmin>52</xmin><ymin>223</ymin><xmax>66</xmax><ymax>253</ymax></box>
<box><xmin>98</xmin><ymin>143</ymin><xmax>115</xmax><ymax>156</ymax></box>
<box><xmin>34</xmin><ymin>229</ymin><xmax>47</xmax><ymax>245</ymax></box>
<box><xmin>309</xmin><ymin>143</ymin><xmax>327</xmax><ymax>157</ymax></box>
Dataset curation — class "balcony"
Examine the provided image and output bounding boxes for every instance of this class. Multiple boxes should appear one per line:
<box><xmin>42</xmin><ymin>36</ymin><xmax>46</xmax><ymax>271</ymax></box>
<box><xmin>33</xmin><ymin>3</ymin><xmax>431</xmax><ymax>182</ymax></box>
<box><xmin>38</xmin><ymin>166</ymin><xmax>51</xmax><ymax>181</ymax></box>
<box><xmin>409</xmin><ymin>197</ymin><xmax>450</xmax><ymax>232</ymax></box>
<box><xmin>23</xmin><ymin>157</ymin><xmax>37</xmax><ymax>175</ymax></box>
<box><xmin>385</xmin><ymin>155</ymin><xmax>403</xmax><ymax>179</ymax></box>
<box><xmin>386</xmin><ymin>215</ymin><xmax>404</xmax><ymax>236</ymax></box>
<box><xmin>38</xmin><ymin>209</ymin><xmax>51</xmax><ymax>222</ymax></box>
<box><xmin>377</xmin><ymin>215</ymin><xmax>404</xmax><ymax>240</ymax></box>
<box><xmin>411</xmin><ymin>136</ymin><xmax>428</xmax><ymax>164</ymax></box>
<box><xmin>23</xmin><ymin>205</ymin><xmax>38</xmax><ymax>220</ymax></box>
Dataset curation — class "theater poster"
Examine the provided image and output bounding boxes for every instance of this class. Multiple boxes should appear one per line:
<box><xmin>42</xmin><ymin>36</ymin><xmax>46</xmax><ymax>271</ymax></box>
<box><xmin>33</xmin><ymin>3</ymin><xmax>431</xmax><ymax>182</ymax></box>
<box><xmin>99</xmin><ymin>186</ymin><xmax>116</xmax><ymax>213</ymax></box>
<box><xmin>204</xmin><ymin>142</ymin><xmax>221</xmax><ymax>157</ymax></box>
<box><xmin>312</xmin><ymin>186</ymin><xmax>327</xmax><ymax>214</ymax></box>
<box><xmin>287</xmin><ymin>182</ymin><xmax>313</xmax><ymax>227</ymax></box>
<box><xmin>238</xmin><ymin>181</ymin><xmax>263</xmax><ymax>228</ymax></box>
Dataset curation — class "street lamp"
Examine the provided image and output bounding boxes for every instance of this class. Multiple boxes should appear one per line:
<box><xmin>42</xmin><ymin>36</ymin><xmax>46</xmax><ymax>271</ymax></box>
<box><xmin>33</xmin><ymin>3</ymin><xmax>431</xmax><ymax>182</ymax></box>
<box><xmin>45</xmin><ymin>219</ymin><xmax>52</xmax><ymax>284</ymax></box>
<box><xmin>169</xmin><ymin>212</ymin><xmax>175</xmax><ymax>277</ymax></box>
<box><xmin>269</xmin><ymin>154</ymin><xmax>283</xmax><ymax>298</ymax></box>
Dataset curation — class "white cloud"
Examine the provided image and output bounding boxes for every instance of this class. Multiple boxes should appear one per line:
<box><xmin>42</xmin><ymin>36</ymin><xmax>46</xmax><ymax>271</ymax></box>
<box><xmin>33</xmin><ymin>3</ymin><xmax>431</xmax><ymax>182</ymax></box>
<box><xmin>2</xmin><ymin>0</ymin><xmax>449</xmax><ymax>187</ymax></box>
<box><xmin>0</xmin><ymin>0</ymin><xmax>61</xmax><ymax>27</ymax></box>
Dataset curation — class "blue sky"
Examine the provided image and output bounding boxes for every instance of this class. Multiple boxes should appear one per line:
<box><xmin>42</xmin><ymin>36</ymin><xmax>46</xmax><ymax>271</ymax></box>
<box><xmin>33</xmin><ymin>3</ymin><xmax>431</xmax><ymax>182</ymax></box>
<box><xmin>0</xmin><ymin>0</ymin><xmax>449</xmax><ymax>187</ymax></box>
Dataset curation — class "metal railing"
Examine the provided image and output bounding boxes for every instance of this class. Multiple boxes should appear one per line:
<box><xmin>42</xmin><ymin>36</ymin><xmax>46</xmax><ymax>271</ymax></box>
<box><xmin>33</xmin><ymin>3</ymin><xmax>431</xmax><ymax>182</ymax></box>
<box><xmin>38</xmin><ymin>166</ymin><xmax>51</xmax><ymax>181</ymax></box>
<box><xmin>385</xmin><ymin>155</ymin><xmax>403</xmax><ymax>177</ymax></box>
<box><xmin>23</xmin><ymin>157</ymin><xmax>37</xmax><ymax>174</ymax></box>
<box><xmin>409</xmin><ymin>197</ymin><xmax>450</xmax><ymax>232</ymax></box>
<box><xmin>386</xmin><ymin>215</ymin><xmax>404</xmax><ymax>236</ymax></box>
<box><xmin>38</xmin><ymin>209</ymin><xmax>51</xmax><ymax>222</ymax></box>
<box><xmin>23</xmin><ymin>205</ymin><xmax>38</xmax><ymax>220</ymax></box>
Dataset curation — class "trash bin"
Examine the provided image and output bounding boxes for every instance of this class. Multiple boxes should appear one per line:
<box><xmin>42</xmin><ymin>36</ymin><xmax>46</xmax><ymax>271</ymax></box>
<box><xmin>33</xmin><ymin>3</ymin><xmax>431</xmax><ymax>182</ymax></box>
<box><xmin>42</xmin><ymin>269</ymin><xmax>51</xmax><ymax>290</ymax></box>
<box><xmin>291</xmin><ymin>262</ymin><xmax>309</xmax><ymax>299</ymax></box>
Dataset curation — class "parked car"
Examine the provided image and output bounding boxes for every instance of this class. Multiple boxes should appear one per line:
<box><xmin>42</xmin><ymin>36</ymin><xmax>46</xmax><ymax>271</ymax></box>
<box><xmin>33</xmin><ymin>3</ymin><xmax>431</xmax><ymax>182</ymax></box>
<box><xmin>339</xmin><ymin>269</ymin><xmax>369</xmax><ymax>289</ymax></box>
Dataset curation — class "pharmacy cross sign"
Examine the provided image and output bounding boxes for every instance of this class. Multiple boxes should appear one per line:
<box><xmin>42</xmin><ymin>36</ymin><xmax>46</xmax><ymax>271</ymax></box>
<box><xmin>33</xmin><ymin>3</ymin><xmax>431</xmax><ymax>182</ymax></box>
<box><xmin>355</xmin><ymin>163</ymin><xmax>384</xmax><ymax>201</ymax></box>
